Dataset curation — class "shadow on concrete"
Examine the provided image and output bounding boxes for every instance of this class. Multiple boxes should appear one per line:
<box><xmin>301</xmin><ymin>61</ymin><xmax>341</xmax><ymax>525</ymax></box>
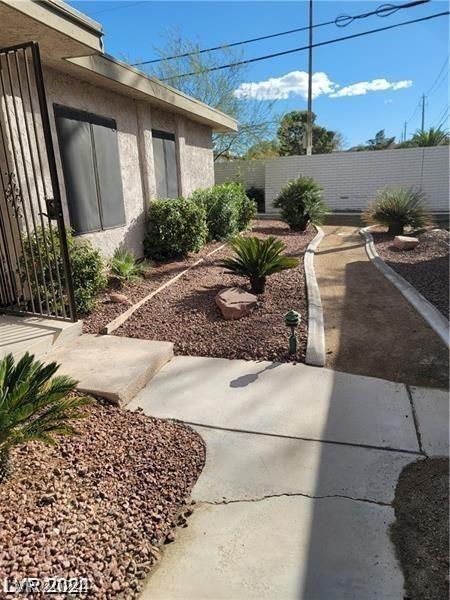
<box><xmin>229</xmin><ymin>362</ymin><xmax>280</xmax><ymax>388</ymax></box>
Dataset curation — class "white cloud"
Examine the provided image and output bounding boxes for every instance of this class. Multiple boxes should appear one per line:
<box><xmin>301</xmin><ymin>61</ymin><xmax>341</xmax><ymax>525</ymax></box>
<box><xmin>234</xmin><ymin>71</ymin><xmax>413</xmax><ymax>101</ymax></box>
<box><xmin>329</xmin><ymin>78</ymin><xmax>413</xmax><ymax>98</ymax></box>
<box><xmin>233</xmin><ymin>71</ymin><xmax>336</xmax><ymax>100</ymax></box>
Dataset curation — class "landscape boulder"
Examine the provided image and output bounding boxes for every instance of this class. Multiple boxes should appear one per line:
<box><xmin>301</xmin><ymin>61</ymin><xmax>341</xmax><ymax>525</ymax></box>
<box><xmin>215</xmin><ymin>287</ymin><xmax>257</xmax><ymax>320</ymax></box>
<box><xmin>393</xmin><ymin>235</ymin><xmax>419</xmax><ymax>250</ymax></box>
<box><xmin>109</xmin><ymin>292</ymin><xmax>129</xmax><ymax>304</ymax></box>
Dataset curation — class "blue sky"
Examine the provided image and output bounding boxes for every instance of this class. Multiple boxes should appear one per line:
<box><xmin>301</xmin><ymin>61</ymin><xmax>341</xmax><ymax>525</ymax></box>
<box><xmin>69</xmin><ymin>0</ymin><xmax>449</xmax><ymax>148</ymax></box>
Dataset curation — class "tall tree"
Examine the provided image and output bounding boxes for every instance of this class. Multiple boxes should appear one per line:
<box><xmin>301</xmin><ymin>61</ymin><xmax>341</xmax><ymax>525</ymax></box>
<box><xmin>145</xmin><ymin>30</ymin><xmax>277</xmax><ymax>160</ymax></box>
<box><xmin>277</xmin><ymin>111</ymin><xmax>341</xmax><ymax>156</ymax></box>
<box><xmin>243</xmin><ymin>140</ymin><xmax>280</xmax><ymax>160</ymax></box>
<box><xmin>356</xmin><ymin>129</ymin><xmax>396</xmax><ymax>151</ymax></box>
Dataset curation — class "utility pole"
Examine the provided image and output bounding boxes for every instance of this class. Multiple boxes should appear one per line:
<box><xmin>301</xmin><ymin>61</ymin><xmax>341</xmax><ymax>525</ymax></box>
<box><xmin>402</xmin><ymin>121</ymin><xmax>407</xmax><ymax>142</ymax></box>
<box><xmin>306</xmin><ymin>0</ymin><xmax>313</xmax><ymax>156</ymax></box>
<box><xmin>420</xmin><ymin>94</ymin><xmax>426</xmax><ymax>131</ymax></box>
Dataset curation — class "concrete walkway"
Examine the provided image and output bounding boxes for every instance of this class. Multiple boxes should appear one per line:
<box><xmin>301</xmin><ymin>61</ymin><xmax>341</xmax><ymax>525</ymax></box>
<box><xmin>314</xmin><ymin>226</ymin><xmax>449</xmax><ymax>389</ymax></box>
<box><xmin>130</xmin><ymin>356</ymin><xmax>449</xmax><ymax>600</ymax></box>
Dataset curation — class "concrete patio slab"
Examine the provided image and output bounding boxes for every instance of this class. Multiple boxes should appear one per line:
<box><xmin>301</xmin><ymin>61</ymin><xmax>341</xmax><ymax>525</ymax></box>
<box><xmin>410</xmin><ymin>386</ymin><xmax>449</xmax><ymax>456</ymax></box>
<box><xmin>46</xmin><ymin>334</ymin><xmax>173</xmax><ymax>406</ymax></box>
<box><xmin>192</xmin><ymin>426</ymin><xmax>416</xmax><ymax>505</ymax></box>
<box><xmin>130</xmin><ymin>356</ymin><xmax>419</xmax><ymax>452</ymax></box>
<box><xmin>141</xmin><ymin>496</ymin><xmax>403</xmax><ymax>600</ymax></box>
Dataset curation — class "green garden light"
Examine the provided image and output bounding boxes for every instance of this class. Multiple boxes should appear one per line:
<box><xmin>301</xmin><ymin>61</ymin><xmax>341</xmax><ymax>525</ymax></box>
<box><xmin>284</xmin><ymin>309</ymin><xmax>300</xmax><ymax>355</ymax></box>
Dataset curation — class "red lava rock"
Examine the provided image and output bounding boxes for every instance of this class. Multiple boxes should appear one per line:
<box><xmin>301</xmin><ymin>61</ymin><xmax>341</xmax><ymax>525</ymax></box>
<box><xmin>116</xmin><ymin>220</ymin><xmax>314</xmax><ymax>363</ymax></box>
<box><xmin>0</xmin><ymin>399</ymin><xmax>205</xmax><ymax>599</ymax></box>
<box><xmin>373</xmin><ymin>229</ymin><xmax>449</xmax><ymax>319</ymax></box>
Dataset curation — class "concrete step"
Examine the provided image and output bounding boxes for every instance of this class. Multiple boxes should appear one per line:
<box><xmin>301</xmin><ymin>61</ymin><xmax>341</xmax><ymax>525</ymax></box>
<box><xmin>45</xmin><ymin>334</ymin><xmax>174</xmax><ymax>406</ymax></box>
<box><xmin>0</xmin><ymin>315</ymin><xmax>82</xmax><ymax>361</ymax></box>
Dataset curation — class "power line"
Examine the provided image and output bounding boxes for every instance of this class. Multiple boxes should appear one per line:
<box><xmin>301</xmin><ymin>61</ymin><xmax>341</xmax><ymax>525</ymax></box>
<box><xmin>132</xmin><ymin>0</ymin><xmax>430</xmax><ymax>67</ymax></box>
<box><xmin>87</xmin><ymin>1</ymin><xmax>146</xmax><ymax>15</ymax></box>
<box><xmin>159</xmin><ymin>11</ymin><xmax>449</xmax><ymax>82</ymax></box>
<box><xmin>426</xmin><ymin>53</ymin><xmax>450</xmax><ymax>96</ymax></box>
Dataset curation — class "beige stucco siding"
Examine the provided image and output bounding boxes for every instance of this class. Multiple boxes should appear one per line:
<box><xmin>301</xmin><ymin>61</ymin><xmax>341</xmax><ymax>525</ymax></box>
<box><xmin>42</xmin><ymin>67</ymin><xmax>215</xmax><ymax>258</ymax></box>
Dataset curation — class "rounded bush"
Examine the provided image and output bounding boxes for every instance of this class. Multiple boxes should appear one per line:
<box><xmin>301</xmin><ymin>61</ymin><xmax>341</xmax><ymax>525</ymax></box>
<box><xmin>68</xmin><ymin>235</ymin><xmax>107</xmax><ymax>314</ymax></box>
<box><xmin>273</xmin><ymin>177</ymin><xmax>328</xmax><ymax>231</ymax></box>
<box><xmin>363</xmin><ymin>187</ymin><xmax>431</xmax><ymax>235</ymax></box>
<box><xmin>144</xmin><ymin>197</ymin><xmax>207</xmax><ymax>260</ymax></box>
<box><xmin>191</xmin><ymin>183</ymin><xmax>255</xmax><ymax>241</ymax></box>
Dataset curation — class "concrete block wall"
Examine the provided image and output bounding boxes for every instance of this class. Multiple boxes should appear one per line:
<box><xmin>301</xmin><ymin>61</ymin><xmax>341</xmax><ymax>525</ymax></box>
<box><xmin>215</xmin><ymin>146</ymin><xmax>450</xmax><ymax>213</ymax></box>
<box><xmin>214</xmin><ymin>159</ymin><xmax>265</xmax><ymax>190</ymax></box>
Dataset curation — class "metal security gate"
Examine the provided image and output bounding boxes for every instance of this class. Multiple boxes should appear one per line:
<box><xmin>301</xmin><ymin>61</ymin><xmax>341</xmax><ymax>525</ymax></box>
<box><xmin>0</xmin><ymin>42</ymin><xmax>76</xmax><ymax>321</ymax></box>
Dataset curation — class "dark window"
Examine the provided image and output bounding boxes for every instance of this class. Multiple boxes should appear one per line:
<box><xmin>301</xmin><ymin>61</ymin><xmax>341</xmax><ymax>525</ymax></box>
<box><xmin>152</xmin><ymin>129</ymin><xmax>179</xmax><ymax>198</ymax></box>
<box><xmin>54</xmin><ymin>105</ymin><xmax>126</xmax><ymax>235</ymax></box>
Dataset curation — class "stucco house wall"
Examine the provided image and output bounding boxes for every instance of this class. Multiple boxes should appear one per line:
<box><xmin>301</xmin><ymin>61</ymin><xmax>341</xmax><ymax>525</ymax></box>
<box><xmin>44</xmin><ymin>67</ymin><xmax>215</xmax><ymax>258</ymax></box>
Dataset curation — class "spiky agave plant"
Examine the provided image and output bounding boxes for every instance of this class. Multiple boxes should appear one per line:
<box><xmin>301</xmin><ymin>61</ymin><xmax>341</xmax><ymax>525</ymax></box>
<box><xmin>218</xmin><ymin>235</ymin><xmax>299</xmax><ymax>294</ymax></box>
<box><xmin>364</xmin><ymin>187</ymin><xmax>432</xmax><ymax>236</ymax></box>
<box><xmin>411</xmin><ymin>127</ymin><xmax>449</xmax><ymax>147</ymax></box>
<box><xmin>0</xmin><ymin>352</ymin><xmax>90</xmax><ymax>483</ymax></box>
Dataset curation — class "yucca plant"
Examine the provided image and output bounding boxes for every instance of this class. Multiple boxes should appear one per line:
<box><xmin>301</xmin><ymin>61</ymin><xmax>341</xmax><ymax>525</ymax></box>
<box><xmin>0</xmin><ymin>353</ymin><xmax>90</xmax><ymax>483</ymax></box>
<box><xmin>109</xmin><ymin>248</ymin><xmax>149</xmax><ymax>285</ymax></box>
<box><xmin>411</xmin><ymin>127</ymin><xmax>449</xmax><ymax>147</ymax></box>
<box><xmin>218</xmin><ymin>235</ymin><xmax>299</xmax><ymax>294</ymax></box>
<box><xmin>364</xmin><ymin>187</ymin><xmax>431</xmax><ymax>236</ymax></box>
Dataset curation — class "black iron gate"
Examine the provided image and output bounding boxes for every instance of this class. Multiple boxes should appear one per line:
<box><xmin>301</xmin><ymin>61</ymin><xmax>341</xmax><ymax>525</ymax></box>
<box><xmin>0</xmin><ymin>42</ymin><xmax>76</xmax><ymax>322</ymax></box>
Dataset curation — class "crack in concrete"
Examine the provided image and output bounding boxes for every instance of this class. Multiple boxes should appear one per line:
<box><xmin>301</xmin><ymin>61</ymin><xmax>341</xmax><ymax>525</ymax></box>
<box><xmin>405</xmin><ymin>385</ymin><xmax>425</xmax><ymax>455</ymax></box>
<box><xmin>200</xmin><ymin>491</ymin><xmax>392</xmax><ymax>508</ymax></box>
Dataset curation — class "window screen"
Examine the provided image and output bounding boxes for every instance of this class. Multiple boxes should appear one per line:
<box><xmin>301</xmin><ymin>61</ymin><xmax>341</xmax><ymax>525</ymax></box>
<box><xmin>152</xmin><ymin>130</ymin><xmax>179</xmax><ymax>198</ymax></box>
<box><xmin>54</xmin><ymin>105</ymin><xmax>126</xmax><ymax>235</ymax></box>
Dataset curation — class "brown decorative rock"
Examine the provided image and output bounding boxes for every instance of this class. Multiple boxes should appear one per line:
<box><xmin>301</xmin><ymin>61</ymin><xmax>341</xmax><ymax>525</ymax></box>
<box><xmin>215</xmin><ymin>287</ymin><xmax>257</xmax><ymax>320</ymax></box>
<box><xmin>109</xmin><ymin>292</ymin><xmax>129</xmax><ymax>304</ymax></box>
<box><xmin>393</xmin><ymin>236</ymin><xmax>419</xmax><ymax>250</ymax></box>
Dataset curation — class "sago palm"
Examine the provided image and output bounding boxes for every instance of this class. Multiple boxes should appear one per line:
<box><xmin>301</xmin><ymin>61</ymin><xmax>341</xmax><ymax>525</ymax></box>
<box><xmin>0</xmin><ymin>352</ymin><xmax>90</xmax><ymax>482</ymax></box>
<box><xmin>218</xmin><ymin>235</ymin><xmax>299</xmax><ymax>294</ymax></box>
<box><xmin>109</xmin><ymin>248</ymin><xmax>147</xmax><ymax>285</ymax></box>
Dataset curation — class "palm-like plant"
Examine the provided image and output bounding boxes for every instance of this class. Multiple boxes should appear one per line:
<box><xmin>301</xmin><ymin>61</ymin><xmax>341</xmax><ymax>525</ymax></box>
<box><xmin>109</xmin><ymin>248</ymin><xmax>149</xmax><ymax>285</ymax></box>
<box><xmin>273</xmin><ymin>177</ymin><xmax>328</xmax><ymax>231</ymax></box>
<box><xmin>0</xmin><ymin>353</ymin><xmax>90</xmax><ymax>482</ymax></box>
<box><xmin>218</xmin><ymin>235</ymin><xmax>299</xmax><ymax>294</ymax></box>
<box><xmin>364</xmin><ymin>187</ymin><xmax>431</xmax><ymax>235</ymax></box>
<box><xmin>411</xmin><ymin>127</ymin><xmax>449</xmax><ymax>147</ymax></box>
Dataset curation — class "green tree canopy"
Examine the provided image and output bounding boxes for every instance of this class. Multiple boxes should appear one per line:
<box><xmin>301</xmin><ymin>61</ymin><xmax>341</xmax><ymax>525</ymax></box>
<box><xmin>355</xmin><ymin>129</ymin><xmax>396</xmax><ymax>151</ymax></box>
<box><xmin>277</xmin><ymin>111</ymin><xmax>341</xmax><ymax>156</ymax></box>
<box><xmin>243</xmin><ymin>139</ymin><xmax>280</xmax><ymax>160</ymax></box>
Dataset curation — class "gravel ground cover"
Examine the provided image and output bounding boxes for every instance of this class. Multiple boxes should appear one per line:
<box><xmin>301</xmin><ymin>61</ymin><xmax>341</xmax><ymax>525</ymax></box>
<box><xmin>83</xmin><ymin>241</ymin><xmax>224</xmax><ymax>334</ymax></box>
<box><xmin>391</xmin><ymin>457</ymin><xmax>449</xmax><ymax>600</ymax></box>
<box><xmin>116</xmin><ymin>220</ymin><xmax>315</xmax><ymax>363</ymax></box>
<box><xmin>0</xmin><ymin>399</ymin><xmax>205</xmax><ymax>599</ymax></box>
<box><xmin>372</xmin><ymin>229</ymin><xmax>449</xmax><ymax>319</ymax></box>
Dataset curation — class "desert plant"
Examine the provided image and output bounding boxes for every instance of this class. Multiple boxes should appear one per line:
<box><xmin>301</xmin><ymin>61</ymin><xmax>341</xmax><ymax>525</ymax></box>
<box><xmin>0</xmin><ymin>352</ymin><xmax>90</xmax><ymax>483</ymax></box>
<box><xmin>364</xmin><ymin>187</ymin><xmax>431</xmax><ymax>235</ymax></box>
<box><xmin>218</xmin><ymin>235</ymin><xmax>299</xmax><ymax>294</ymax></box>
<box><xmin>273</xmin><ymin>177</ymin><xmax>328</xmax><ymax>231</ymax></box>
<box><xmin>191</xmin><ymin>183</ymin><xmax>254</xmax><ymax>241</ymax></box>
<box><xmin>21</xmin><ymin>228</ymin><xmax>107</xmax><ymax>316</ymax></box>
<box><xmin>144</xmin><ymin>197</ymin><xmax>207</xmax><ymax>260</ymax></box>
<box><xmin>108</xmin><ymin>248</ymin><xmax>148</xmax><ymax>285</ymax></box>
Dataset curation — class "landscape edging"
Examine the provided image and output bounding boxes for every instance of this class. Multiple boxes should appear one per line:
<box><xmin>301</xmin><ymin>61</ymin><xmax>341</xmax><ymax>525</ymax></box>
<box><xmin>304</xmin><ymin>226</ymin><xmax>326</xmax><ymax>367</ymax></box>
<box><xmin>360</xmin><ymin>227</ymin><xmax>450</xmax><ymax>348</ymax></box>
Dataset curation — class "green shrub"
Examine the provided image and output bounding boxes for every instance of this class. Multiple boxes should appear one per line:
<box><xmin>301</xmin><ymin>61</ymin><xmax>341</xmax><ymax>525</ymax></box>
<box><xmin>218</xmin><ymin>235</ymin><xmax>299</xmax><ymax>294</ymax></box>
<box><xmin>273</xmin><ymin>177</ymin><xmax>328</xmax><ymax>231</ymax></box>
<box><xmin>191</xmin><ymin>183</ymin><xmax>254</xmax><ymax>241</ymax></box>
<box><xmin>246</xmin><ymin>187</ymin><xmax>265</xmax><ymax>213</ymax></box>
<box><xmin>364</xmin><ymin>187</ymin><xmax>431</xmax><ymax>235</ymax></box>
<box><xmin>21</xmin><ymin>228</ymin><xmax>107</xmax><ymax>316</ymax></box>
<box><xmin>108</xmin><ymin>248</ymin><xmax>148</xmax><ymax>285</ymax></box>
<box><xmin>144</xmin><ymin>197</ymin><xmax>207</xmax><ymax>260</ymax></box>
<box><xmin>0</xmin><ymin>352</ymin><xmax>90</xmax><ymax>482</ymax></box>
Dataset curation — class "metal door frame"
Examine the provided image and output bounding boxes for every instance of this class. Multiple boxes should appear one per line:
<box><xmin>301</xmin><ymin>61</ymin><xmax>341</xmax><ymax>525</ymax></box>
<box><xmin>0</xmin><ymin>41</ymin><xmax>76</xmax><ymax>321</ymax></box>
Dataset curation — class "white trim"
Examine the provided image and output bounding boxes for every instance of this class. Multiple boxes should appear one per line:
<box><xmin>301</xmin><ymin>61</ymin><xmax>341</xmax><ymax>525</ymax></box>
<box><xmin>305</xmin><ymin>226</ymin><xmax>326</xmax><ymax>367</ymax></box>
<box><xmin>360</xmin><ymin>227</ymin><xmax>449</xmax><ymax>348</ymax></box>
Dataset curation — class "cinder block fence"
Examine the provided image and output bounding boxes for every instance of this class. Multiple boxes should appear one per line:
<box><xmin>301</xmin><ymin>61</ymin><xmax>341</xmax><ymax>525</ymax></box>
<box><xmin>214</xmin><ymin>146</ymin><xmax>449</xmax><ymax>214</ymax></box>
